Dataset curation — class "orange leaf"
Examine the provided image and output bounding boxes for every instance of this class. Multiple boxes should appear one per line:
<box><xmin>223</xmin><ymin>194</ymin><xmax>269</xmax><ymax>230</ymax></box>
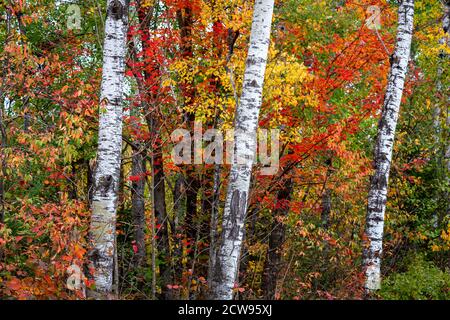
<box><xmin>7</xmin><ymin>278</ymin><xmax>21</xmax><ymax>291</ymax></box>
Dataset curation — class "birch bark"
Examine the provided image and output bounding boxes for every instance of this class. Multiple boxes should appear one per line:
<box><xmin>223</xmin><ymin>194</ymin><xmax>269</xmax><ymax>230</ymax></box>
<box><xmin>363</xmin><ymin>0</ymin><xmax>415</xmax><ymax>293</ymax></box>
<box><xmin>88</xmin><ymin>0</ymin><xmax>129</xmax><ymax>298</ymax></box>
<box><xmin>209</xmin><ymin>0</ymin><xmax>275</xmax><ymax>300</ymax></box>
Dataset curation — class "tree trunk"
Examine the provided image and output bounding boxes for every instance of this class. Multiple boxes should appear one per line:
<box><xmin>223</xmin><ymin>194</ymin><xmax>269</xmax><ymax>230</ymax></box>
<box><xmin>200</xmin><ymin>174</ymin><xmax>214</xmax><ymax>244</ymax></box>
<box><xmin>432</xmin><ymin>1</ymin><xmax>450</xmax><ymax>228</ymax></box>
<box><xmin>0</xmin><ymin>9</ymin><xmax>11</xmax><ymax>228</ymax></box>
<box><xmin>144</xmin><ymin>113</ymin><xmax>172</xmax><ymax>299</ymax></box>
<box><xmin>206</xmin><ymin>23</ymin><xmax>239</xmax><ymax>289</ymax></box>
<box><xmin>441</xmin><ymin>1</ymin><xmax>450</xmax><ymax>219</ymax></box>
<box><xmin>87</xmin><ymin>0</ymin><xmax>129</xmax><ymax>299</ymax></box>
<box><xmin>363</xmin><ymin>0</ymin><xmax>414</xmax><ymax>293</ymax></box>
<box><xmin>261</xmin><ymin>178</ymin><xmax>293</xmax><ymax>300</ymax></box>
<box><xmin>207</xmin><ymin>164</ymin><xmax>221</xmax><ymax>287</ymax></box>
<box><xmin>153</xmin><ymin>148</ymin><xmax>171</xmax><ymax>297</ymax></box>
<box><xmin>172</xmin><ymin>173</ymin><xmax>185</xmax><ymax>299</ymax></box>
<box><xmin>321</xmin><ymin>189</ymin><xmax>331</xmax><ymax>229</ymax></box>
<box><xmin>321</xmin><ymin>157</ymin><xmax>333</xmax><ymax>228</ymax></box>
<box><xmin>69</xmin><ymin>162</ymin><xmax>78</xmax><ymax>200</ymax></box>
<box><xmin>209</xmin><ymin>0</ymin><xmax>275</xmax><ymax>300</ymax></box>
<box><xmin>0</xmin><ymin>11</ymin><xmax>9</xmax><ymax>226</ymax></box>
<box><xmin>135</xmin><ymin>2</ymin><xmax>173</xmax><ymax>297</ymax></box>
<box><xmin>131</xmin><ymin>148</ymin><xmax>146</xmax><ymax>267</ymax></box>
<box><xmin>185</xmin><ymin>169</ymin><xmax>200</xmax><ymax>242</ymax></box>
<box><xmin>0</xmin><ymin>105</ymin><xmax>6</xmax><ymax>224</ymax></box>
<box><xmin>87</xmin><ymin>159</ymin><xmax>95</xmax><ymax>206</ymax></box>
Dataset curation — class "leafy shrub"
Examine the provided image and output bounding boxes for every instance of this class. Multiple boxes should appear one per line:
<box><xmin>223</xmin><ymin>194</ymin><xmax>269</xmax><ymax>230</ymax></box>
<box><xmin>380</xmin><ymin>255</ymin><xmax>450</xmax><ymax>300</ymax></box>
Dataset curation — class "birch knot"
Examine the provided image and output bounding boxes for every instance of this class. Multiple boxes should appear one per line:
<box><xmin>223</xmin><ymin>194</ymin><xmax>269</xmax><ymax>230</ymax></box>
<box><xmin>109</xmin><ymin>0</ymin><xmax>124</xmax><ymax>20</ymax></box>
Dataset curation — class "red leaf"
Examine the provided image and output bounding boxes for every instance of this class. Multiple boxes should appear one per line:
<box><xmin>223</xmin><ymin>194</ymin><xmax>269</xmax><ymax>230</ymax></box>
<box><xmin>7</xmin><ymin>278</ymin><xmax>21</xmax><ymax>291</ymax></box>
<box><xmin>129</xmin><ymin>175</ymin><xmax>141</xmax><ymax>182</ymax></box>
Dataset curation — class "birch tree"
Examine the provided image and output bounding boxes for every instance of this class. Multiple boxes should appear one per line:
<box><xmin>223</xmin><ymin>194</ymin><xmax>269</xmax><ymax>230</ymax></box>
<box><xmin>209</xmin><ymin>0</ymin><xmax>275</xmax><ymax>300</ymax></box>
<box><xmin>363</xmin><ymin>0</ymin><xmax>415</xmax><ymax>293</ymax></box>
<box><xmin>88</xmin><ymin>0</ymin><xmax>129</xmax><ymax>298</ymax></box>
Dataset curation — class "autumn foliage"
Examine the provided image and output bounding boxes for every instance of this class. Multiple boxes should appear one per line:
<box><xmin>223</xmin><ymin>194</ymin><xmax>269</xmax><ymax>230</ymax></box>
<box><xmin>0</xmin><ymin>0</ymin><xmax>449</xmax><ymax>300</ymax></box>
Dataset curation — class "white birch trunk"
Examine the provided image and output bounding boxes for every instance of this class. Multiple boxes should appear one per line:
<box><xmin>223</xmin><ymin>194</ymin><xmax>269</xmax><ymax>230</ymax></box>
<box><xmin>88</xmin><ymin>0</ymin><xmax>129</xmax><ymax>298</ymax></box>
<box><xmin>209</xmin><ymin>0</ymin><xmax>275</xmax><ymax>300</ymax></box>
<box><xmin>364</xmin><ymin>0</ymin><xmax>414</xmax><ymax>293</ymax></box>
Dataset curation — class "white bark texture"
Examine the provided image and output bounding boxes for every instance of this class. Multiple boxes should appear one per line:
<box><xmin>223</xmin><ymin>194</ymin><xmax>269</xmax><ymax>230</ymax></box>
<box><xmin>209</xmin><ymin>0</ymin><xmax>275</xmax><ymax>300</ymax></box>
<box><xmin>88</xmin><ymin>0</ymin><xmax>129</xmax><ymax>298</ymax></box>
<box><xmin>364</xmin><ymin>0</ymin><xmax>414</xmax><ymax>293</ymax></box>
